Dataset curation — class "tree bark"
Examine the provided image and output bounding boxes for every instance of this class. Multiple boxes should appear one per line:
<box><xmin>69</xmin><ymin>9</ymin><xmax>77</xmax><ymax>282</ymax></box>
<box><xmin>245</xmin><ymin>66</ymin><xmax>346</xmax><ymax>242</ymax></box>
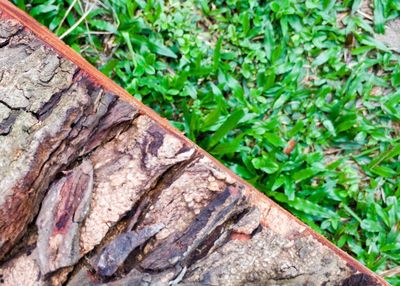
<box><xmin>0</xmin><ymin>2</ymin><xmax>388</xmax><ymax>286</ymax></box>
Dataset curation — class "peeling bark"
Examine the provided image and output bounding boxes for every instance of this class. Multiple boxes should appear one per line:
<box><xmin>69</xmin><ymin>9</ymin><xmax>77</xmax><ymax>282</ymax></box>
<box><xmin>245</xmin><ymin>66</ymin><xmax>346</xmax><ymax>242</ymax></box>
<box><xmin>79</xmin><ymin>115</ymin><xmax>195</xmax><ymax>255</ymax></box>
<box><xmin>93</xmin><ymin>223</ymin><xmax>164</xmax><ymax>277</ymax></box>
<box><xmin>140</xmin><ymin>185</ymin><xmax>248</xmax><ymax>272</ymax></box>
<box><xmin>0</xmin><ymin>21</ymin><xmax>138</xmax><ymax>258</ymax></box>
<box><xmin>0</xmin><ymin>3</ymin><xmax>388</xmax><ymax>286</ymax></box>
<box><xmin>36</xmin><ymin>160</ymin><xmax>93</xmax><ymax>275</ymax></box>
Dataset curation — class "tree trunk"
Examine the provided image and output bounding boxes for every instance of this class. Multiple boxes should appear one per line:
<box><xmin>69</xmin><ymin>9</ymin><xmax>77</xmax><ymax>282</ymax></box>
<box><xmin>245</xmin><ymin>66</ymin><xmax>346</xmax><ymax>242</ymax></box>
<box><xmin>0</xmin><ymin>1</ymin><xmax>388</xmax><ymax>285</ymax></box>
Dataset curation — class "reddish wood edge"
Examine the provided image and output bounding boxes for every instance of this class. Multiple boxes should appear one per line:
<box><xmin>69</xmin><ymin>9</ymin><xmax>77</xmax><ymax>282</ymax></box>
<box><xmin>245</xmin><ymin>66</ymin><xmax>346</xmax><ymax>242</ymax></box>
<box><xmin>0</xmin><ymin>0</ymin><xmax>389</xmax><ymax>284</ymax></box>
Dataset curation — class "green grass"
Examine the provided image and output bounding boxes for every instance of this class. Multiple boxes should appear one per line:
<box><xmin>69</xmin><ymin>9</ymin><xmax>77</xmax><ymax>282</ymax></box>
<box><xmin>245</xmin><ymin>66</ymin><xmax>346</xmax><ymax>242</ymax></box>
<box><xmin>13</xmin><ymin>0</ymin><xmax>400</xmax><ymax>283</ymax></box>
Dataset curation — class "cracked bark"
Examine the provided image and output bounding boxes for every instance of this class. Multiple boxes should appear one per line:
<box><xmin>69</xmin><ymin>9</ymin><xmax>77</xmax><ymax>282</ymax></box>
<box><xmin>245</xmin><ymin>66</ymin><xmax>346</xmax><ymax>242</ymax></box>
<box><xmin>36</xmin><ymin>159</ymin><xmax>94</xmax><ymax>275</ymax></box>
<box><xmin>0</xmin><ymin>17</ymin><xmax>138</xmax><ymax>260</ymax></box>
<box><xmin>0</xmin><ymin>3</ymin><xmax>388</xmax><ymax>286</ymax></box>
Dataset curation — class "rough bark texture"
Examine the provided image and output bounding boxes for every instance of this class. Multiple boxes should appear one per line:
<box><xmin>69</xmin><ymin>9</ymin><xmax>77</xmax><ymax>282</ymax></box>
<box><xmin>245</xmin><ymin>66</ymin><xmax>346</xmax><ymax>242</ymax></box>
<box><xmin>0</xmin><ymin>2</ymin><xmax>388</xmax><ymax>286</ymax></box>
<box><xmin>36</xmin><ymin>159</ymin><xmax>94</xmax><ymax>275</ymax></box>
<box><xmin>0</xmin><ymin>14</ymin><xmax>138</xmax><ymax>259</ymax></box>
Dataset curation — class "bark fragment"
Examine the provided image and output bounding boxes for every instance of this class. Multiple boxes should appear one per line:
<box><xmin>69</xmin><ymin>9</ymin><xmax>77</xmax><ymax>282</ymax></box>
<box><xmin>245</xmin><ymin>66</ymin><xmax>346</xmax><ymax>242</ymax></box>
<box><xmin>0</xmin><ymin>22</ymin><xmax>138</xmax><ymax>258</ymax></box>
<box><xmin>140</xmin><ymin>185</ymin><xmax>247</xmax><ymax>272</ymax></box>
<box><xmin>93</xmin><ymin>223</ymin><xmax>164</xmax><ymax>277</ymax></box>
<box><xmin>136</xmin><ymin>156</ymin><xmax>236</xmax><ymax>247</ymax></box>
<box><xmin>36</xmin><ymin>160</ymin><xmax>93</xmax><ymax>275</ymax></box>
<box><xmin>79</xmin><ymin>115</ymin><xmax>195</xmax><ymax>255</ymax></box>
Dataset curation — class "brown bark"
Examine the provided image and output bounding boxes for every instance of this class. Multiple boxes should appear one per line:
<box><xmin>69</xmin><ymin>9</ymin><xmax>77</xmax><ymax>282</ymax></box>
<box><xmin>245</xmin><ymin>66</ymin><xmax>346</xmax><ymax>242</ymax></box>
<box><xmin>0</xmin><ymin>2</ymin><xmax>389</xmax><ymax>286</ymax></box>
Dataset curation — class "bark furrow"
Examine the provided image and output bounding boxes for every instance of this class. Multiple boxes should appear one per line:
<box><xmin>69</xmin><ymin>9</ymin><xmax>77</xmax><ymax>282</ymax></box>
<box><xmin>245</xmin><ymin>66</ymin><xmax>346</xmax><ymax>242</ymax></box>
<box><xmin>0</xmin><ymin>14</ymin><xmax>141</xmax><ymax>260</ymax></box>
